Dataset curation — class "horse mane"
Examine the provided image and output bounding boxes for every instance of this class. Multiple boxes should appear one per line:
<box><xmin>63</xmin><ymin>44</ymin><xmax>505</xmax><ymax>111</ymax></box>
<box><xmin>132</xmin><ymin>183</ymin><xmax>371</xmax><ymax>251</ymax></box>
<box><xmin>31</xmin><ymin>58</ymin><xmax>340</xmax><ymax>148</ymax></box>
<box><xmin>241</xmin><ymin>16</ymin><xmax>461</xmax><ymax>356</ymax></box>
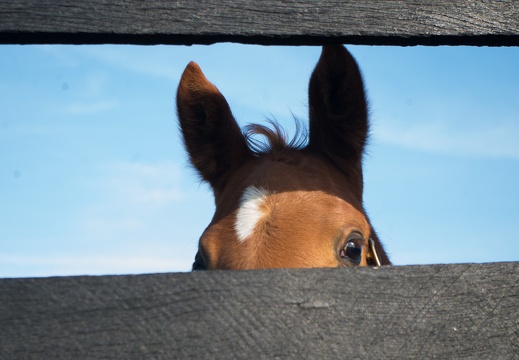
<box><xmin>243</xmin><ymin>119</ymin><xmax>308</xmax><ymax>157</ymax></box>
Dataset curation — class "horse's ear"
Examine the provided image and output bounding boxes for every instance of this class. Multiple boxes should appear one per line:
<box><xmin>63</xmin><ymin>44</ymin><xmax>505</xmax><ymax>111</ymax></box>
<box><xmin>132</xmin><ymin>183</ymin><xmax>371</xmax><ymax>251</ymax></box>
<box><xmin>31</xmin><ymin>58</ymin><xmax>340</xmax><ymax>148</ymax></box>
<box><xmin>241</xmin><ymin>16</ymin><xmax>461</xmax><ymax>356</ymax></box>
<box><xmin>177</xmin><ymin>62</ymin><xmax>252</xmax><ymax>194</ymax></box>
<box><xmin>307</xmin><ymin>45</ymin><xmax>368</xmax><ymax>188</ymax></box>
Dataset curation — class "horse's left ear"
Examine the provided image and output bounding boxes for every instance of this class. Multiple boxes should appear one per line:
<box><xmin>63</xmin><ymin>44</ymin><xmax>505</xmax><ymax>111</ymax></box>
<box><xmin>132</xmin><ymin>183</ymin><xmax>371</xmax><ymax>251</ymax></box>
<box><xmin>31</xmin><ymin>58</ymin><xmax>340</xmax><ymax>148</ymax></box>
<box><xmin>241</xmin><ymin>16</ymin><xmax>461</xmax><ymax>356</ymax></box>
<box><xmin>307</xmin><ymin>45</ymin><xmax>368</xmax><ymax>191</ymax></box>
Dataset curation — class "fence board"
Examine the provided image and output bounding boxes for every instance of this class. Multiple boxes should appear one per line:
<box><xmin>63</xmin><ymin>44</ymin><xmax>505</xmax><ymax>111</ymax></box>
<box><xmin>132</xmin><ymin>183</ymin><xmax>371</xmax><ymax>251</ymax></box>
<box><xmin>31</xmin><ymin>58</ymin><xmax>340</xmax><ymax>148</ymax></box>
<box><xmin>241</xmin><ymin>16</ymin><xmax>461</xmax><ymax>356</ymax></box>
<box><xmin>1</xmin><ymin>262</ymin><xmax>517</xmax><ymax>359</ymax></box>
<box><xmin>1</xmin><ymin>0</ymin><xmax>518</xmax><ymax>46</ymax></box>
<box><xmin>1</xmin><ymin>1</ymin><xmax>518</xmax><ymax>358</ymax></box>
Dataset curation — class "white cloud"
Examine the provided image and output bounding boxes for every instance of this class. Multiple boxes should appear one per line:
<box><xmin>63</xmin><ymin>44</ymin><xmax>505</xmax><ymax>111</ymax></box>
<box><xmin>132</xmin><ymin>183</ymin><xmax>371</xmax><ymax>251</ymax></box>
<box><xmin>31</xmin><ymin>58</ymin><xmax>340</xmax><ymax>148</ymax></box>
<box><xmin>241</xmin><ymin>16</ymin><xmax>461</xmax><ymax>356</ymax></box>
<box><xmin>64</xmin><ymin>100</ymin><xmax>120</xmax><ymax>114</ymax></box>
<box><xmin>372</xmin><ymin>118</ymin><xmax>519</xmax><ymax>159</ymax></box>
<box><xmin>105</xmin><ymin>161</ymin><xmax>184</xmax><ymax>206</ymax></box>
<box><xmin>81</xmin><ymin>218</ymin><xmax>145</xmax><ymax>238</ymax></box>
<box><xmin>75</xmin><ymin>46</ymin><xmax>181</xmax><ymax>81</ymax></box>
<box><xmin>77</xmin><ymin>161</ymin><xmax>187</xmax><ymax>241</ymax></box>
<box><xmin>36</xmin><ymin>45</ymin><xmax>81</xmax><ymax>67</ymax></box>
<box><xmin>81</xmin><ymin>72</ymin><xmax>110</xmax><ymax>98</ymax></box>
<box><xmin>13</xmin><ymin>124</ymin><xmax>70</xmax><ymax>135</ymax></box>
<box><xmin>0</xmin><ymin>254</ymin><xmax>191</xmax><ymax>277</ymax></box>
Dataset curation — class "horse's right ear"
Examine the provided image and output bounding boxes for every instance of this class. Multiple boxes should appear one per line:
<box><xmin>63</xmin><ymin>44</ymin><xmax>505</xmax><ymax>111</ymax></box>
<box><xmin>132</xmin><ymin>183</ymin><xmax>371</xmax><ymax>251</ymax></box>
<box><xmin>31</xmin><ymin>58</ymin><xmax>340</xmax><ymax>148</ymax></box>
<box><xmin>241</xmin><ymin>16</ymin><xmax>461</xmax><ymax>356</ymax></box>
<box><xmin>176</xmin><ymin>62</ymin><xmax>252</xmax><ymax>195</ymax></box>
<box><xmin>307</xmin><ymin>45</ymin><xmax>368</xmax><ymax>193</ymax></box>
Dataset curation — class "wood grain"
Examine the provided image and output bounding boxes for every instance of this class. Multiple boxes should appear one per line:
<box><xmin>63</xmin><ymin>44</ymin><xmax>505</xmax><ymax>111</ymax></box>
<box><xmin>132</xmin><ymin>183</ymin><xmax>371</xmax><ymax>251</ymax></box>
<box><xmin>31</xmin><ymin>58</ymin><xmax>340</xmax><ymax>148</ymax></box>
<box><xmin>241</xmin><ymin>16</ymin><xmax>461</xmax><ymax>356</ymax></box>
<box><xmin>1</xmin><ymin>262</ymin><xmax>517</xmax><ymax>359</ymax></box>
<box><xmin>0</xmin><ymin>0</ymin><xmax>518</xmax><ymax>45</ymax></box>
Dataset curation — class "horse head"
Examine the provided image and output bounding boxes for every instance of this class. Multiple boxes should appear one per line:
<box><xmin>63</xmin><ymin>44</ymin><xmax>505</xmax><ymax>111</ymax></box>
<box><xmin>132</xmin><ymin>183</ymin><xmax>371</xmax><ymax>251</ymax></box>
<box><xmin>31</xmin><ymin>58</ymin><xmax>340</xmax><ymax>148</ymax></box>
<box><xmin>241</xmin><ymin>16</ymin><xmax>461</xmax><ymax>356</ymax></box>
<box><xmin>177</xmin><ymin>45</ymin><xmax>390</xmax><ymax>270</ymax></box>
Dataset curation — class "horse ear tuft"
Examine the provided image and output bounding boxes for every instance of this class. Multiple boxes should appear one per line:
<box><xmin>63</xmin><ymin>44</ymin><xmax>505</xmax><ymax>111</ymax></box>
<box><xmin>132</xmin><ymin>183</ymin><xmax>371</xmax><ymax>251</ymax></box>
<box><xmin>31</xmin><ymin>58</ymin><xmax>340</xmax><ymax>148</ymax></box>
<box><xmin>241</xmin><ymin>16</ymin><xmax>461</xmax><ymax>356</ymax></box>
<box><xmin>307</xmin><ymin>45</ymin><xmax>369</xmax><ymax>189</ymax></box>
<box><xmin>176</xmin><ymin>62</ymin><xmax>252</xmax><ymax>195</ymax></box>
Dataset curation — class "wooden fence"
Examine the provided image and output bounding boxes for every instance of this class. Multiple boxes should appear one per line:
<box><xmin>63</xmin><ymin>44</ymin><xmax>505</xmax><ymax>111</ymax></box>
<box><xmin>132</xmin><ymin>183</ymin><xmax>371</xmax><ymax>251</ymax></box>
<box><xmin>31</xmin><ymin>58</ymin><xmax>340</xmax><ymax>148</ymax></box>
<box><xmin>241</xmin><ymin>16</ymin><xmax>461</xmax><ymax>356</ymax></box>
<box><xmin>1</xmin><ymin>0</ymin><xmax>518</xmax><ymax>46</ymax></box>
<box><xmin>1</xmin><ymin>263</ymin><xmax>518</xmax><ymax>358</ymax></box>
<box><xmin>1</xmin><ymin>1</ymin><xmax>518</xmax><ymax>358</ymax></box>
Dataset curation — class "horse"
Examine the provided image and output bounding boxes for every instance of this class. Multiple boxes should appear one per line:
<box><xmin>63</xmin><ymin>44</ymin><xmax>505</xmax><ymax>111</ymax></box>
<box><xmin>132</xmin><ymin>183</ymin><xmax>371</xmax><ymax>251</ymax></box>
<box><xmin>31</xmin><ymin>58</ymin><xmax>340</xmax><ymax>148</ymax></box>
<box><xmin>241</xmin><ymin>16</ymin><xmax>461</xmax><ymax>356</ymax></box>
<box><xmin>176</xmin><ymin>45</ymin><xmax>390</xmax><ymax>270</ymax></box>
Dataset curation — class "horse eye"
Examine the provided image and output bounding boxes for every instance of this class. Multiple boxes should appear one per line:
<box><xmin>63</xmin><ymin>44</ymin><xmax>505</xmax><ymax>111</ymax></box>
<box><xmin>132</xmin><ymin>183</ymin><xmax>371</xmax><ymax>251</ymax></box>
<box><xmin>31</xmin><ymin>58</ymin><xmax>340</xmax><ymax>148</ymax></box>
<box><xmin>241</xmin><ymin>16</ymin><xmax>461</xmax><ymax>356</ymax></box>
<box><xmin>340</xmin><ymin>241</ymin><xmax>362</xmax><ymax>264</ymax></box>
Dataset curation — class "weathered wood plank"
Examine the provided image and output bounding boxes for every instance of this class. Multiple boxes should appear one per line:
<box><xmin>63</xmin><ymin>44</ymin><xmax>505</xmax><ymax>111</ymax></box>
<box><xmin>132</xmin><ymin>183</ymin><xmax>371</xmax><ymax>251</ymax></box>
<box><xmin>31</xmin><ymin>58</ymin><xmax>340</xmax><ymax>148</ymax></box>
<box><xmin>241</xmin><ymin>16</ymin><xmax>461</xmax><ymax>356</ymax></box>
<box><xmin>0</xmin><ymin>0</ymin><xmax>518</xmax><ymax>46</ymax></box>
<box><xmin>1</xmin><ymin>262</ymin><xmax>517</xmax><ymax>359</ymax></box>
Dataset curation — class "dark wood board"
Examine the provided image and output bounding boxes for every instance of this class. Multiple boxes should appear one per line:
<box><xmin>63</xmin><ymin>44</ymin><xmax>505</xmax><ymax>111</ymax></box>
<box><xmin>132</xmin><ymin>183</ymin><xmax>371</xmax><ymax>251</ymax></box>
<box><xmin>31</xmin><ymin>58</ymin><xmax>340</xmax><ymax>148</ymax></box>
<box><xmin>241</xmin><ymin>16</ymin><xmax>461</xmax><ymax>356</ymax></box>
<box><xmin>1</xmin><ymin>262</ymin><xmax>517</xmax><ymax>359</ymax></box>
<box><xmin>0</xmin><ymin>0</ymin><xmax>518</xmax><ymax>46</ymax></box>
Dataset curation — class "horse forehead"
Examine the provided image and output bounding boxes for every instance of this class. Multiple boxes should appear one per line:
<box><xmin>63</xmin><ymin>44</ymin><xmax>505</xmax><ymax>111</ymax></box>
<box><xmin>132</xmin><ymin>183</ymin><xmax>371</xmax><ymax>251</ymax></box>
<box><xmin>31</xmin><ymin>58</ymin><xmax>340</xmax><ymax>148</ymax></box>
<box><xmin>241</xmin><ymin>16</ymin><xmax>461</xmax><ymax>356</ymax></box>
<box><xmin>233</xmin><ymin>184</ymin><xmax>365</xmax><ymax>243</ymax></box>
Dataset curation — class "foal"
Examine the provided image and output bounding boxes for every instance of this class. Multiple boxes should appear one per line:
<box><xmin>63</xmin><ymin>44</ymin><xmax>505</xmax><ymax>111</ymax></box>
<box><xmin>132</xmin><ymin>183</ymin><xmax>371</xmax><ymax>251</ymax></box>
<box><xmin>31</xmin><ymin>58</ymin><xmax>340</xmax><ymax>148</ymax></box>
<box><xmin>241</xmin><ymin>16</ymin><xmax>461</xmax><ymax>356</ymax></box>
<box><xmin>177</xmin><ymin>45</ymin><xmax>390</xmax><ymax>270</ymax></box>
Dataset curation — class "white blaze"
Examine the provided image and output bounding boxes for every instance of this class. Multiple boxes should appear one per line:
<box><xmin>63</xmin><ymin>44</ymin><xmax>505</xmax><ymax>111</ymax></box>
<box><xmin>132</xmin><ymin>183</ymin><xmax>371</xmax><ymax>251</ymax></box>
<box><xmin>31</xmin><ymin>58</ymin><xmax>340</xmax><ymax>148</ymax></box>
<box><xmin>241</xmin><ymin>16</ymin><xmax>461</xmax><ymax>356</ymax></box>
<box><xmin>235</xmin><ymin>186</ymin><xmax>270</xmax><ymax>242</ymax></box>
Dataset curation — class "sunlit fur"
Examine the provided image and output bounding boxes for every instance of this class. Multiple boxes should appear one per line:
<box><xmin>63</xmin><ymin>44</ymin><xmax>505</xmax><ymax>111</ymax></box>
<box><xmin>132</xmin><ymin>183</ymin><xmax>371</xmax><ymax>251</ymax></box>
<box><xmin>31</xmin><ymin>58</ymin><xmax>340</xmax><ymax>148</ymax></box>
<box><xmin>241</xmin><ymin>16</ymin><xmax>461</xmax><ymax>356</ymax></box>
<box><xmin>177</xmin><ymin>45</ymin><xmax>390</xmax><ymax>270</ymax></box>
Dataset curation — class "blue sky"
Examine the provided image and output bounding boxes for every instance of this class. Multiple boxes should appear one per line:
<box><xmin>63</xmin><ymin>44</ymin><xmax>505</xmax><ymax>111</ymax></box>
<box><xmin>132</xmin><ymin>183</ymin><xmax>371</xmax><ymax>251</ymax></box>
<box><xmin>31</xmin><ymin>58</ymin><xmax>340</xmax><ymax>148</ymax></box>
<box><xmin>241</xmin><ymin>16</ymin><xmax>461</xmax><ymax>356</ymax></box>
<box><xmin>1</xmin><ymin>44</ymin><xmax>518</xmax><ymax>277</ymax></box>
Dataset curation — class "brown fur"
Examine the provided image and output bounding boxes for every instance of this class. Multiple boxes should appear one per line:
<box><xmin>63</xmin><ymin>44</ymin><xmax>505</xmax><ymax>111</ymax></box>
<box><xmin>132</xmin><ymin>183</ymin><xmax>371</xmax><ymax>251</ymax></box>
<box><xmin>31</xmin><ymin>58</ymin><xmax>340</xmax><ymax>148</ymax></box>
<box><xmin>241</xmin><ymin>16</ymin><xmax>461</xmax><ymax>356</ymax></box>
<box><xmin>177</xmin><ymin>45</ymin><xmax>390</xmax><ymax>270</ymax></box>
